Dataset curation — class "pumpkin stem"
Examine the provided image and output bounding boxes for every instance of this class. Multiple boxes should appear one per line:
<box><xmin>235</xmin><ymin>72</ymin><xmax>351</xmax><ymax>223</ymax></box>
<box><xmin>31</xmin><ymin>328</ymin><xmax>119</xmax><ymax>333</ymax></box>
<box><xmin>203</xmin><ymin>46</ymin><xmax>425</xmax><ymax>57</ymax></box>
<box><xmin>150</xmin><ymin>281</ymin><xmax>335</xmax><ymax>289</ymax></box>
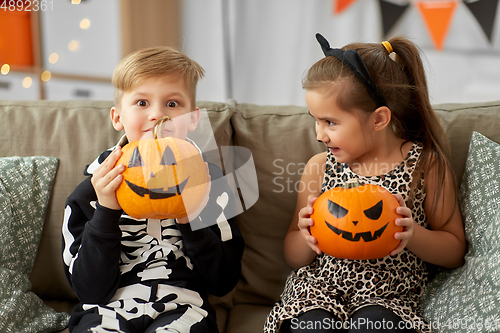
<box><xmin>343</xmin><ymin>178</ymin><xmax>361</xmax><ymax>189</ymax></box>
<box><xmin>152</xmin><ymin>116</ymin><xmax>171</xmax><ymax>139</ymax></box>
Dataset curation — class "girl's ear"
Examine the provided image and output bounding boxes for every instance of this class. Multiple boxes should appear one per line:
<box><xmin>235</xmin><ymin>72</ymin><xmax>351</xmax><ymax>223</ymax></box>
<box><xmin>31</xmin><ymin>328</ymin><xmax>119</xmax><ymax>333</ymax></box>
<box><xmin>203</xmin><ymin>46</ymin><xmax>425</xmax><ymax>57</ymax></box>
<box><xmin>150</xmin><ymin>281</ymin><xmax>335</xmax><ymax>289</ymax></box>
<box><xmin>110</xmin><ymin>106</ymin><xmax>124</xmax><ymax>131</ymax></box>
<box><xmin>372</xmin><ymin>106</ymin><xmax>391</xmax><ymax>131</ymax></box>
<box><xmin>188</xmin><ymin>108</ymin><xmax>201</xmax><ymax>132</ymax></box>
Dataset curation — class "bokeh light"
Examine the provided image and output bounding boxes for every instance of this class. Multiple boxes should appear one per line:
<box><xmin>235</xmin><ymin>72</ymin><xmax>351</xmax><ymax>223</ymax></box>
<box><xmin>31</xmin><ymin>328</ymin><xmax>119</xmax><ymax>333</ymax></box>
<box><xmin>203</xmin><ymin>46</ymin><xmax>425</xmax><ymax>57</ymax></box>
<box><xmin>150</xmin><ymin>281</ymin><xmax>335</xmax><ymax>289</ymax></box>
<box><xmin>68</xmin><ymin>40</ymin><xmax>79</xmax><ymax>52</ymax></box>
<box><xmin>49</xmin><ymin>53</ymin><xmax>59</xmax><ymax>64</ymax></box>
<box><xmin>80</xmin><ymin>19</ymin><xmax>91</xmax><ymax>29</ymax></box>
<box><xmin>41</xmin><ymin>71</ymin><xmax>52</xmax><ymax>82</ymax></box>
<box><xmin>22</xmin><ymin>77</ymin><xmax>32</xmax><ymax>88</ymax></box>
<box><xmin>1</xmin><ymin>64</ymin><xmax>10</xmax><ymax>75</ymax></box>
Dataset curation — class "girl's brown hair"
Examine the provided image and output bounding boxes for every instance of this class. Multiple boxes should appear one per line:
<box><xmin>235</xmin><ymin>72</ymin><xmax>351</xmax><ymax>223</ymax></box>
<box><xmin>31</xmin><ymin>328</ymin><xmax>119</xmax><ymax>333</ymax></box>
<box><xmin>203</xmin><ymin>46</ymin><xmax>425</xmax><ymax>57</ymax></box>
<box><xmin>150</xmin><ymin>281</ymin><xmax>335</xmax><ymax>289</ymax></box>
<box><xmin>112</xmin><ymin>46</ymin><xmax>204</xmax><ymax>108</ymax></box>
<box><xmin>303</xmin><ymin>37</ymin><xmax>455</xmax><ymax>216</ymax></box>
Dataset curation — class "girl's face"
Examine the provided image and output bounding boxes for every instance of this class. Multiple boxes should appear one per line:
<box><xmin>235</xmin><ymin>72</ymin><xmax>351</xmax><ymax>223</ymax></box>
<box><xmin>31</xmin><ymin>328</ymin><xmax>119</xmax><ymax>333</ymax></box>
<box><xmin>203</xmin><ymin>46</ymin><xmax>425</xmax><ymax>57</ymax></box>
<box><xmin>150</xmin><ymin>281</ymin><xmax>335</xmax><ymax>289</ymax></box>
<box><xmin>306</xmin><ymin>88</ymin><xmax>373</xmax><ymax>165</ymax></box>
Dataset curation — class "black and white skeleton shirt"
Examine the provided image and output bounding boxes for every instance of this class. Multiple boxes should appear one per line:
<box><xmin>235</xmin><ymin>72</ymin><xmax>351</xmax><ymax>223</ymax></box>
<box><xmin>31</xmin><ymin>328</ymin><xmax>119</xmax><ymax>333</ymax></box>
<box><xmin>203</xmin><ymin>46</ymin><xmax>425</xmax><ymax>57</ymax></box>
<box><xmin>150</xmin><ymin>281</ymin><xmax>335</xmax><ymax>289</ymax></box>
<box><xmin>62</xmin><ymin>136</ymin><xmax>244</xmax><ymax>332</ymax></box>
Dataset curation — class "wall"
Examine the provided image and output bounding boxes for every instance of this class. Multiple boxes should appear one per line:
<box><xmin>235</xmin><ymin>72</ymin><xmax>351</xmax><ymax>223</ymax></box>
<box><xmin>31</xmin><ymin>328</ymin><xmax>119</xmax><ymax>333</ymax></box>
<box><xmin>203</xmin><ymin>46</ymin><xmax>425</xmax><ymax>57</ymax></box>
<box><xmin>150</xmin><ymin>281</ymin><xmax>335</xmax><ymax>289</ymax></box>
<box><xmin>182</xmin><ymin>0</ymin><xmax>500</xmax><ymax>106</ymax></box>
<box><xmin>0</xmin><ymin>0</ymin><xmax>180</xmax><ymax>101</ymax></box>
<box><xmin>1</xmin><ymin>0</ymin><xmax>498</xmax><ymax>105</ymax></box>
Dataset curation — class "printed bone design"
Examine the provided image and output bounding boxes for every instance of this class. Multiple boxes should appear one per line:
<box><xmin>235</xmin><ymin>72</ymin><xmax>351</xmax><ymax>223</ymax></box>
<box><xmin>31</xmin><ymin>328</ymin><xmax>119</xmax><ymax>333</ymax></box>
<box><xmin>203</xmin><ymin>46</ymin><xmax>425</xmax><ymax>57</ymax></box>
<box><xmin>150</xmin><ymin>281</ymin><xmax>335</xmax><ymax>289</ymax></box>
<box><xmin>125</xmin><ymin>145</ymin><xmax>189</xmax><ymax>199</ymax></box>
<box><xmin>325</xmin><ymin>199</ymin><xmax>389</xmax><ymax>242</ymax></box>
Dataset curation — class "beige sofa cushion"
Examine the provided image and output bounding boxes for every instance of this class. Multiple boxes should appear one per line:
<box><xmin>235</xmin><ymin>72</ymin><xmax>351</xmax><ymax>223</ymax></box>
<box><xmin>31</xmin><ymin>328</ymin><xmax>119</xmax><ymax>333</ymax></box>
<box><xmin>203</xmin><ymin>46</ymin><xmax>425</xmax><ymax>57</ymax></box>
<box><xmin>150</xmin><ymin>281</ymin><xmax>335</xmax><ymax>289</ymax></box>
<box><xmin>2</xmin><ymin>98</ymin><xmax>499</xmax><ymax>332</ymax></box>
<box><xmin>196</xmin><ymin>100</ymin><xmax>236</xmax><ymax>149</ymax></box>
<box><xmin>230</xmin><ymin>103</ymin><xmax>325</xmax><ymax>305</ymax></box>
<box><xmin>434</xmin><ymin>100</ymin><xmax>500</xmax><ymax>181</ymax></box>
<box><xmin>0</xmin><ymin>99</ymin><xmax>238</xmax><ymax>314</ymax></box>
<box><xmin>0</xmin><ymin>100</ymin><xmax>121</xmax><ymax>305</ymax></box>
<box><xmin>224</xmin><ymin>100</ymin><xmax>500</xmax><ymax>326</ymax></box>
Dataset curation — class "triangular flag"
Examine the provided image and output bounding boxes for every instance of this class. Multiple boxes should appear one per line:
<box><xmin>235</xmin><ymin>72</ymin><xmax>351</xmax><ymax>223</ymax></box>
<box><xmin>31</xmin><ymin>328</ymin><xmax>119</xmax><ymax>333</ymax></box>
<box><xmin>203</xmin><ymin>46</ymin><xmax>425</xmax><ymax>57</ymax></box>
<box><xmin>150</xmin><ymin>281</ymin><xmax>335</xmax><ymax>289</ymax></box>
<box><xmin>379</xmin><ymin>0</ymin><xmax>411</xmax><ymax>37</ymax></box>
<box><xmin>417</xmin><ymin>1</ymin><xmax>458</xmax><ymax>50</ymax></box>
<box><xmin>333</xmin><ymin>0</ymin><xmax>358</xmax><ymax>14</ymax></box>
<box><xmin>0</xmin><ymin>11</ymin><xmax>34</xmax><ymax>66</ymax></box>
<box><xmin>464</xmin><ymin>0</ymin><xmax>499</xmax><ymax>42</ymax></box>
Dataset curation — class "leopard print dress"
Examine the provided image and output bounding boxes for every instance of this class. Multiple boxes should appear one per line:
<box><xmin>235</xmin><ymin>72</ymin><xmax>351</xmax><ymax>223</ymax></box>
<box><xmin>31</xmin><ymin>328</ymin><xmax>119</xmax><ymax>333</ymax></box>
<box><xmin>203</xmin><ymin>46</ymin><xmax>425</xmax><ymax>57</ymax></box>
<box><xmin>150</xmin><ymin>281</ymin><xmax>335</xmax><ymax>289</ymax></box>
<box><xmin>264</xmin><ymin>142</ymin><xmax>432</xmax><ymax>333</ymax></box>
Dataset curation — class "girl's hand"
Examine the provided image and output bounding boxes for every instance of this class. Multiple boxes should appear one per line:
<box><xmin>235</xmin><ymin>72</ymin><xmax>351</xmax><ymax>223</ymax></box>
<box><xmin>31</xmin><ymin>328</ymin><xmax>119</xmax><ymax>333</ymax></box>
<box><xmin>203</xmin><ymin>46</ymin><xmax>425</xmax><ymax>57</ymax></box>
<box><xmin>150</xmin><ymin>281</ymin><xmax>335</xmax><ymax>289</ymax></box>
<box><xmin>390</xmin><ymin>194</ymin><xmax>414</xmax><ymax>256</ymax></box>
<box><xmin>298</xmin><ymin>195</ymin><xmax>322</xmax><ymax>255</ymax></box>
<box><xmin>91</xmin><ymin>147</ymin><xmax>125</xmax><ymax>211</ymax></box>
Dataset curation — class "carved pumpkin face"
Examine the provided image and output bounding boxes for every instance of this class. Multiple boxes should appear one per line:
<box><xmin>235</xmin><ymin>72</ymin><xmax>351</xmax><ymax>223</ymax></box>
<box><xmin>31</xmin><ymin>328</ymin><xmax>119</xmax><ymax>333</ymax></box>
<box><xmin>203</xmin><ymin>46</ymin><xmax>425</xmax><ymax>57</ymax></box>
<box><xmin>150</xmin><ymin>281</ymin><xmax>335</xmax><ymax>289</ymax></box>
<box><xmin>310</xmin><ymin>180</ymin><xmax>402</xmax><ymax>260</ymax></box>
<box><xmin>115</xmin><ymin>135</ymin><xmax>208</xmax><ymax>220</ymax></box>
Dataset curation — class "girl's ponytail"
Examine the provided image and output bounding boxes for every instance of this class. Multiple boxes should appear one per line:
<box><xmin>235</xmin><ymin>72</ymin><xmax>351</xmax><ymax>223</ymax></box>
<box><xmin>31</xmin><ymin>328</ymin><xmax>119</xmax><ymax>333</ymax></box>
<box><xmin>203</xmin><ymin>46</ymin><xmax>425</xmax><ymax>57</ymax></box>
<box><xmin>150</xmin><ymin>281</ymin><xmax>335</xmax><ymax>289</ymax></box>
<box><xmin>385</xmin><ymin>37</ymin><xmax>455</xmax><ymax>215</ymax></box>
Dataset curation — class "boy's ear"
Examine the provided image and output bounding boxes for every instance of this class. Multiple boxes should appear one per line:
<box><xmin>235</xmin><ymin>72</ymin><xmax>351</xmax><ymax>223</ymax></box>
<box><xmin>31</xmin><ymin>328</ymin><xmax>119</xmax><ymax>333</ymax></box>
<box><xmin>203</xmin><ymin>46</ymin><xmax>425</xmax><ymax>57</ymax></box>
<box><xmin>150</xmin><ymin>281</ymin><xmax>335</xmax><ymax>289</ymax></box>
<box><xmin>372</xmin><ymin>106</ymin><xmax>391</xmax><ymax>131</ymax></box>
<box><xmin>110</xmin><ymin>106</ymin><xmax>124</xmax><ymax>131</ymax></box>
<box><xmin>188</xmin><ymin>108</ymin><xmax>201</xmax><ymax>132</ymax></box>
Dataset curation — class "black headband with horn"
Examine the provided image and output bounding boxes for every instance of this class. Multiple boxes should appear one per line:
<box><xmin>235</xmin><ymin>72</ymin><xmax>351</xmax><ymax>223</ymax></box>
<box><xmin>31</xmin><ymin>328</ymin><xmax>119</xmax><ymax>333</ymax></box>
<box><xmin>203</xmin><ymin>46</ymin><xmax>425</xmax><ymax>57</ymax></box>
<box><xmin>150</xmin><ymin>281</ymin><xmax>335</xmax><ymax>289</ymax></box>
<box><xmin>316</xmin><ymin>33</ymin><xmax>387</xmax><ymax>108</ymax></box>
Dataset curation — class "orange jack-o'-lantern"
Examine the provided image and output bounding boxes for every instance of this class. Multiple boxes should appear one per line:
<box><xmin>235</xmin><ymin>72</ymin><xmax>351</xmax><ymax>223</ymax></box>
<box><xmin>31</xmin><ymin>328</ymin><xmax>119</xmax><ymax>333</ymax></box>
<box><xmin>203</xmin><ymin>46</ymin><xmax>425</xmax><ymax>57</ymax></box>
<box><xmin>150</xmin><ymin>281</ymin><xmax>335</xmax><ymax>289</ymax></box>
<box><xmin>115</xmin><ymin>116</ymin><xmax>208</xmax><ymax>219</ymax></box>
<box><xmin>310</xmin><ymin>179</ymin><xmax>403</xmax><ymax>260</ymax></box>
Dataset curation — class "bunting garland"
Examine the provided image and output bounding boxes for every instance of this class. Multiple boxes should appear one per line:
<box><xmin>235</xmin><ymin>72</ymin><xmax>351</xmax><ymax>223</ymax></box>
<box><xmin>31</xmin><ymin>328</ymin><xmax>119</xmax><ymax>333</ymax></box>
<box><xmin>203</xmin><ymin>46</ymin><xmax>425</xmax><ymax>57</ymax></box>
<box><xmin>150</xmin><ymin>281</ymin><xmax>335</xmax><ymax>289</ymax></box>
<box><xmin>417</xmin><ymin>1</ymin><xmax>458</xmax><ymax>50</ymax></box>
<box><xmin>333</xmin><ymin>0</ymin><xmax>499</xmax><ymax>50</ymax></box>
<box><xmin>464</xmin><ymin>0</ymin><xmax>499</xmax><ymax>41</ymax></box>
<box><xmin>379</xmin><ymin>0</ymin><xmax>411</xmax><ymax>36</ymax></box>
<box><xmin>333</xmin><ymin>0</ymin><xmax>358</xmax><ymax>14</ymax></box>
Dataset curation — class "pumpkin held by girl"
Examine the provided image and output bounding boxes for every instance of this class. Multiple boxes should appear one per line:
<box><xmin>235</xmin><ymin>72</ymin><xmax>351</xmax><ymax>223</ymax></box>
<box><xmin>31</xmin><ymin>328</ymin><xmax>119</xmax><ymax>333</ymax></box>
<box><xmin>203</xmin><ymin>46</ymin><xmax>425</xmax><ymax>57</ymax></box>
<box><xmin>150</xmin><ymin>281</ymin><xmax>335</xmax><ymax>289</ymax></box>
<box><xmin>310</xmin><ymin>178</ymin><xmax>403</xmax><ymax>260</ymax></box>
<box><xmin>115</xmin><ymin>116</ymin><xmax>208</xmax><ymax>219</ymax></box>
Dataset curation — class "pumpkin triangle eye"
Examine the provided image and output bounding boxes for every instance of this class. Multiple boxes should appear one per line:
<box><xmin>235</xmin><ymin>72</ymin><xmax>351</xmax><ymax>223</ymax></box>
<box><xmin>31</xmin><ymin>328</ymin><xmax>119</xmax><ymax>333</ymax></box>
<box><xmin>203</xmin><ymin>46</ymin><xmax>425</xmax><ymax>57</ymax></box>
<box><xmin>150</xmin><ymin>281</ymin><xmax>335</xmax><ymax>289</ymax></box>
<box><xmin>160</xmin><ymin>146</ymin><xmax>176</xmax><ymax>166</ymax></box>
<box><xmin>364</xmin><ymin>200</ymin><xmax>383</xmax><ymax>220</ymax></box>
<box><xmin>128</xmin><ymin>147</ymin><xmax>144</xmax><ymax>168</ymax></box>
<box><xmin>327</xmin><ymin>200</ymin><xmax>348</xmax><ymax>219</ymax></box>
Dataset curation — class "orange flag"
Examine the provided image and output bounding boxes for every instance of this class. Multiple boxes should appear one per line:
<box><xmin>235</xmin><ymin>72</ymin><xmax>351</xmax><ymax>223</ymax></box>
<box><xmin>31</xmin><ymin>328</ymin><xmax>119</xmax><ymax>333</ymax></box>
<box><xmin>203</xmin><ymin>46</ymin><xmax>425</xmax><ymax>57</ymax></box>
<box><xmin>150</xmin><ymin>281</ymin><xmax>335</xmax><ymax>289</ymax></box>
<box><xmin>417</xmin><ymin>1</ymin><xmax>458</xmax><ymax>50</ymax></box>
<box><xmin>0</xmin><ymin>11</ymin><xmax>34</xmax><ymax>66</ymax></box>
<box><xmin>333</xmin><ymin>0</ymin><xmax>358</xmax><ymax>14</ymax></box>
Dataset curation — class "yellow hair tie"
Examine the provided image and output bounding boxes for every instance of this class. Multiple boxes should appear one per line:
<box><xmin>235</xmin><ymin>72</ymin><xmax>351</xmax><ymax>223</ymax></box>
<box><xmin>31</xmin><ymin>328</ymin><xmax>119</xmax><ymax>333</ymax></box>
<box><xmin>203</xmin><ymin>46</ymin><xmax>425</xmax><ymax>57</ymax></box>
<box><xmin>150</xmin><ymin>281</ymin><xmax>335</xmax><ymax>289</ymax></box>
<box><xmin>382</xmin><ymin>41</ymin><xmax>393</xmax><ymax>54</ymax></box>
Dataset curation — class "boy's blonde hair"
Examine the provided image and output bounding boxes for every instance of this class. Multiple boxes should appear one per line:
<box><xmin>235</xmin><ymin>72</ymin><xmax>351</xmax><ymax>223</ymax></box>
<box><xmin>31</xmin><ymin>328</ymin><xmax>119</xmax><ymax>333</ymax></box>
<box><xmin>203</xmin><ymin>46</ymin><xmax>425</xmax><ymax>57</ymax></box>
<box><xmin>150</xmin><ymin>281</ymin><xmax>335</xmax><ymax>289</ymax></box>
<box><xmin>112</xmin><ymin>46</ymin><xmax>205</xmax><ymax>108</ymax></box>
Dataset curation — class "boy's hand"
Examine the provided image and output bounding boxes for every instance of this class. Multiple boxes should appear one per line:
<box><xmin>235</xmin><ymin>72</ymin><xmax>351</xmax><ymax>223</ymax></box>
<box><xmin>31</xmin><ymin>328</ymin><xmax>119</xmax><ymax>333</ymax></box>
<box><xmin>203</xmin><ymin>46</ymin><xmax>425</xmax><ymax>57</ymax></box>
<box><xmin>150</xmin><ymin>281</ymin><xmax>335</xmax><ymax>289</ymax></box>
<box><xmin>177</xmin><ymin>162</ymin><xmax>211</xmax><ymax>224</ymax></box>
<box><xmin>390</xmin><ymin>194</ymin><xmax>414</xmax><ymax>256</ymax></box>
<box><xmin>91</xmin><ymin>147</ymin><xmax>125</xmax><ymax>210</ymax></box>
<box><xmin>298</xmin><ymin>195</ymin><xmax>322</xmax><ymax>255</ymax></box>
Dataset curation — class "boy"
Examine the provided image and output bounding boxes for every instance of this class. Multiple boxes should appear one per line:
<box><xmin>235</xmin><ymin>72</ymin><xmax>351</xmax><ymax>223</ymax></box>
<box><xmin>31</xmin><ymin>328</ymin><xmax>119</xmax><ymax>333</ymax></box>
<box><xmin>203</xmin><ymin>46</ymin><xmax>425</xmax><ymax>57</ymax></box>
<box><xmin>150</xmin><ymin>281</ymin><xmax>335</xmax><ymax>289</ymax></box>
<box><xmin>62</xmin><ymin>46</ymin><xmax>244</xmax><ymax>333</ymax></box>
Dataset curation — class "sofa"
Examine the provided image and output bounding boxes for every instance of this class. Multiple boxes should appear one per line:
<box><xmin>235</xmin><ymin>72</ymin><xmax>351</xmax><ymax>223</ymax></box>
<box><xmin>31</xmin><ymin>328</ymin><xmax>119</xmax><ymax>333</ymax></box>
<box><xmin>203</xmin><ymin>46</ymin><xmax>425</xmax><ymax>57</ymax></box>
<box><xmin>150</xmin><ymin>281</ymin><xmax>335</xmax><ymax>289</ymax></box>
<box><xmin>1</xmin><ymin>99</ymin><xmax>500</xmax><ymax>333</ymax></box>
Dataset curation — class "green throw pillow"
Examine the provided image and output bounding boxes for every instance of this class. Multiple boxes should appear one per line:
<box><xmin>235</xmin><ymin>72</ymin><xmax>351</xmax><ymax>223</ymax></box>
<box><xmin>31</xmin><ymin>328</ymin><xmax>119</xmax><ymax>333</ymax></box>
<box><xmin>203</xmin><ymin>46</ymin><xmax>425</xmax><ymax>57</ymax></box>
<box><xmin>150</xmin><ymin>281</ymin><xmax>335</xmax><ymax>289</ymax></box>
<box><xmin>0</xmin><ymin>156</ymin><xmax>70</xmax><ymax>332</ymax></box>
<box><xmin>422</xmin><ymin>132</ymin><xmax>500</xmax><ymax>332</ymax></box>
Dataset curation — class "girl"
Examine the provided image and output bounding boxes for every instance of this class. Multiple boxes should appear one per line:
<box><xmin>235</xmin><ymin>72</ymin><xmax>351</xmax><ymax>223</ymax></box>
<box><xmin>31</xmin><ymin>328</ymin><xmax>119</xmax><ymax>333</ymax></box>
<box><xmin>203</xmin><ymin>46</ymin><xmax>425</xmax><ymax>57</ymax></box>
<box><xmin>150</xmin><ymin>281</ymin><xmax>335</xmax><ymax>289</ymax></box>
<box><xmin>264</xmin><ymin>34</ymin><xmax>466</xmax><ymax>332</ymax></box>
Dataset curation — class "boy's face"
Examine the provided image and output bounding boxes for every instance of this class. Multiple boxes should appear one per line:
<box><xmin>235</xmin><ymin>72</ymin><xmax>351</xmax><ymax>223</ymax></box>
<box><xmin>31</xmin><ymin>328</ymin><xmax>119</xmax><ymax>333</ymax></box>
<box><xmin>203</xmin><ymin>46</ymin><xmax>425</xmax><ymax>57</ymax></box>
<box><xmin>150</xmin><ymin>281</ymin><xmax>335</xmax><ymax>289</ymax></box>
<box><xmin>111</xmin><ymin>76</ymin><xmax>200</xmax><ymax>143</ymax></box>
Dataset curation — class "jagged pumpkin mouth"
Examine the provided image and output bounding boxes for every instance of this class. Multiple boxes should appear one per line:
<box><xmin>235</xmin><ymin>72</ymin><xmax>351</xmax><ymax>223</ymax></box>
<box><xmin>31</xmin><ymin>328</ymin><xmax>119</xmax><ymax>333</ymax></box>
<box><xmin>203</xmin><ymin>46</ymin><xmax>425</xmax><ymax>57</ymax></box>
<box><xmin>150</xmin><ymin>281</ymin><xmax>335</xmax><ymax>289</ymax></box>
<box><xmin>125</xmin><ymin>177</ymin><xmax>189</xmax><ymax>200</ymax></box>
<box><xmin>325</xmin><ymin>221</ymin><xmax>389</xmax><ymax>242</ymax></box>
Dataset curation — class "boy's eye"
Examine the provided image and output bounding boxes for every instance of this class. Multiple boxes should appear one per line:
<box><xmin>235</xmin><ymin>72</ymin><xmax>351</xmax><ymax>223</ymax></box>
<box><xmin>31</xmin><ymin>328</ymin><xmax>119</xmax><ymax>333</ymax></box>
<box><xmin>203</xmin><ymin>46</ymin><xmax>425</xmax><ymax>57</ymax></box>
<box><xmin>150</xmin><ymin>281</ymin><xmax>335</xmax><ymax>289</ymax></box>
<box><xmin>136</xmin><ymin>100</ymin><xmax>148</xmax><ymax>107</ymax></box>
<box><xmin>167</xmin><ymin>101</ymin><xmax>179</xmax><ymax>108</ymax></box>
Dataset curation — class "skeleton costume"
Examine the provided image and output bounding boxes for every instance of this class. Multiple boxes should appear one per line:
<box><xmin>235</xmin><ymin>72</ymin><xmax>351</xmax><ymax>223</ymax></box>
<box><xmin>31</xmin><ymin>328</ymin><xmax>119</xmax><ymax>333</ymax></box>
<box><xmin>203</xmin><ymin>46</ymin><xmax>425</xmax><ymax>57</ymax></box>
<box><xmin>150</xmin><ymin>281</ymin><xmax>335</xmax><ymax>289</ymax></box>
<box><xmin>62</xmin><ymin>136</ymin><xmax>244</xmax><ymax>333</ymax></box>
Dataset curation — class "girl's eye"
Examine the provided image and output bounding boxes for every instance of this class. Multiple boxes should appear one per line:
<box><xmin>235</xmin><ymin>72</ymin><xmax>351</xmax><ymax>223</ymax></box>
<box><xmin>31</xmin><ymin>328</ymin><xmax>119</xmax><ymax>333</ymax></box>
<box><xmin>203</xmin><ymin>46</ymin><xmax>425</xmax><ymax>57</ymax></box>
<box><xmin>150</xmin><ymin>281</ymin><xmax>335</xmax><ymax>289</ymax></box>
<box><xmin>327</xmin><ymin>120</ymin><xmax>336</xmax><ymax>126</ymax></box>
<box><xmin>167</xmin><ymin>101</ymin><xmax>178</xmax><ymax>108</ymax></box>
<box><xmin>136</xmin><ymin>100</ymin><xmax>148</xmax><ymax>107</ymax></box>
